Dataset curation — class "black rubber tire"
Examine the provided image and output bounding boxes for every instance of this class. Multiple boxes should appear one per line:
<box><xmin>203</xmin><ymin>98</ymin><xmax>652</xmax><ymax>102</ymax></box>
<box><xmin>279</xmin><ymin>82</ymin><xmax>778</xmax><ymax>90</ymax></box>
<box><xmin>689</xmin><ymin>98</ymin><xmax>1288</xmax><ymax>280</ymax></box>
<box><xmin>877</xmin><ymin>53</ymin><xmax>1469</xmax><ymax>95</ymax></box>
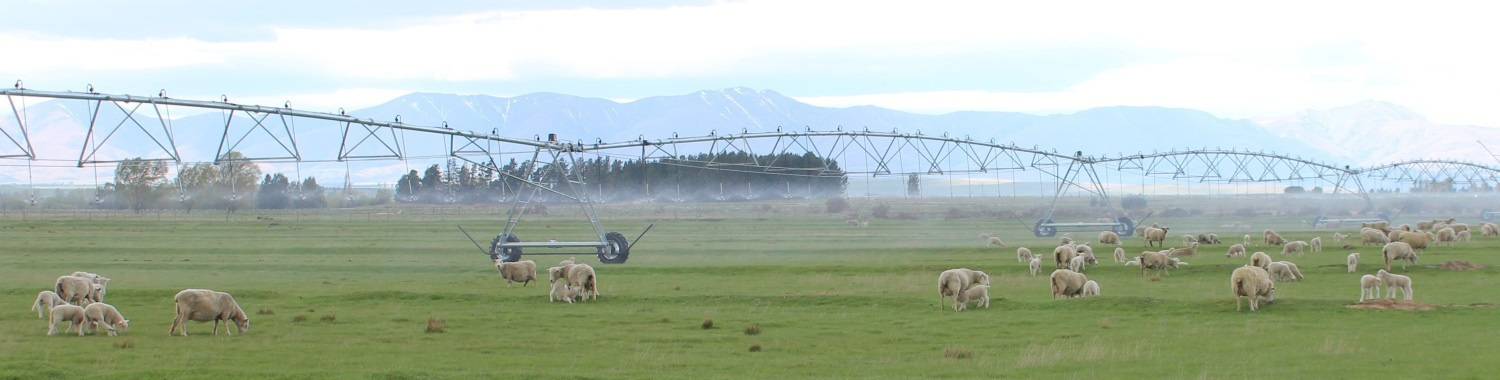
<box><xmin>1113</xmin><ymin>216</ymin><xmax>1135</xmax><ymax>236</ymax></box>
<box><xmin>1033</xmin><ymin>218</ymin><xmax>1056</xmax><ymax>238</ymax></box>
<box><xmin>597</xmin><ymin>231</ymin><xmax>630</xmax><ymax>264</ymax></box>
<box><xmin>491</xmin><ymin>234</ymin><xmax>522</xmax><ymax>262</ymax></box>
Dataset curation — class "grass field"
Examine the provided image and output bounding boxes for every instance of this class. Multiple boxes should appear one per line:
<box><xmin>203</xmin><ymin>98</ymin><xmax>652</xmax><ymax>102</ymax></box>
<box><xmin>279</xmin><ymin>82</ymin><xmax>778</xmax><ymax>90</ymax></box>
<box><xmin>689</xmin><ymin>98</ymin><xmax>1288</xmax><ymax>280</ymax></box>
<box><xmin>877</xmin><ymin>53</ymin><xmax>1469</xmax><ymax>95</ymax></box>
<box><xmin>2</xmin><ymin>197</ymin><xmax>1497</xmax><ymax>379</ymax></box>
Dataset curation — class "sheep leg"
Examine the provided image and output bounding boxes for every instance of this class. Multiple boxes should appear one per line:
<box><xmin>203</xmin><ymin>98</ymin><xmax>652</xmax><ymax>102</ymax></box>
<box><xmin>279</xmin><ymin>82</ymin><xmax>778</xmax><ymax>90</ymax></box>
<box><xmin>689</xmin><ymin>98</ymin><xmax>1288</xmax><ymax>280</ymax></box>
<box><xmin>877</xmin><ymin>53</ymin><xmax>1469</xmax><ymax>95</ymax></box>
<box><xmin>213</xmin><ymin>319</ymin><xmax>221</xmax><ymax>336</ymax></box>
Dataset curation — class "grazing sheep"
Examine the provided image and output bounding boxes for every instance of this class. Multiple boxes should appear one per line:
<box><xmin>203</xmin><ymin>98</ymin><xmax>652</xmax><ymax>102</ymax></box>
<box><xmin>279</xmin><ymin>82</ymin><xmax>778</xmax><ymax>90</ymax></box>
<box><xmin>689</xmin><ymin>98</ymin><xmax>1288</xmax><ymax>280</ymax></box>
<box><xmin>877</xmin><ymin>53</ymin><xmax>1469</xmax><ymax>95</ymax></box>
<box><xmin>1230</xmin><ymin>265</ymin><xmax>1275</xmax><ymax>312</ymax></box>
<box><xmin>1250</xmin><ymin>252</ymin><xmax>1273</xmax><ymax>270</ymax></box>
<box><xmin>1060</xmin><ymin>237</ymin><xmax>1074</xmax><ymax>245</ymax></box>
<box><xmin>1381</xmin><ymin>242</ymin><xmax>1418</xmax><ymax>271</ymax></box>
<box><xmin>1144</xmin><ymin>227</ymin><xmax>1171</xmax><ymax>248</ymax></box>
<box><xmin>32</xmin><ymin>291</ymin><xmax>69</xmax><ymax>319</ymax></box>
<box><xmin>1332</xmin><ymin>232</ymin><xmax>1348</xmax><ymax>243</ymax></box>
<box><xmin>1076</xmin><ymin>243</ymin><xmax>1098</xmax><ymax>265</ymax></box>
<box><xmin>70</xmin><ymin>272</ymin><xmax>110</xmax><ymax>292</ymax></box>
<box><xmin>1207</xmin><ymin>233</ymin><xmax>1221</xmax><ymax>244</ymax></box>
<box><xmin>1417</xmin><ymin>220</ymin><xmax>1436</xmax><ymax>231</ymax></box>
<box><xmin>1482</xmin><ymin>223</ymin><xmax>1497</xmax><ymax>237</ymax></box>
<box><xmin>86</xmin><ymin>284</ymin><xmax>105</xmax><ymax>304</ymax></box>
<box><xmin>48</xmin><ymin>304</ymin><xmax>87</xmax><ymax>336</ymax></box>
<box><xmin>559</xmin><ymin>257</ymin><xmax>577</xmax><ymax>266</ymax></box>
<box><xmin>1386</xmin><ymin>230</ymin><xmax>1404</xmax><ymax>246</ymax></box>
<box><xmin>1361</xmin><ymin>228</ymin><xmax>1388</xmax><ymax>246</ymax></box>
<box><xmin>1347</xmin><ymin>252</ymin><xmax>1361</xmax><ymax>273</ymax></box>
<box><xmin>1377</xmin><ymin>269</ymin><xmax>1413</xmax><ymax>300</ymax></box>
<box><xmin>1225</xmin><ymin>243</ymin><xmax>1246</xmax><ymax>258</ymax></box>
<box><xmin>1310</xmin><ymin>237</ymin><xmax>1323</xmax><ymax>252</ymax></box>
<box><xmin>1397</xmin><ymin>231</ymin><xmax>1430</xmax><ymax>252</ymax></box>
<box><xmin>1435</xmin><ymin>227</ymin><xmax>1456</xmax><ymax>246</ymax></box>
<box><xmin>859</xmin><ymin>221</ymin><xmax>869</xmax><ymax>228</ymax></box>
<box><xmin>1184</xmin><ymin>234</ymin><xmax>1198</xmax><ymax>246</ymax></box>
<box><xmin>1458</xmin><ymin>230</ymin><xmax>1471</xmax><ymax>242</ymax></box>
<box><xmin>1135</xmin><ymin>226</ymin><xmax>1147</xmax><ymax>237</ymax></box>
<box><xmin>1050</xmin><ymin>269</ymin><xmax>1089</xmax><ymax>299</ymax></box>
<box><xmin>549</xmin><ymin>280</ymin><xmax>581</xmax><ymax>303</ymax></box>
<box><xmin>495</xmin><ymin>259</ymin><xmax>538</xmax><ymax>287</ymax></box>
<box><xmin>54</xmin><ymin>276</ymin><xmax>93</xmax><ymax>306</ymax></box>
<box><xmin>1281</xmin><ymin>241</ymin><xmax>1307</xmax><ymax>256</ymax></box>
<box><xmin>1016</xmin><ymin>247</ymin><xmax>1034</xmax><ymax>263</ymax></box>
<box><xmin>1359</xmin><ymin>274</ymin><xmax>1382</xmax><ymax>302</ymax></box>
<box><xmin>1263</xmin><ymin>229</ymin><xmax>1287</xmax><ymax>246</ymax></box>
<box><xmin>83</xmin><ymin>303</ymin><xmax>129</xmax><ymax>337</ymax></box>
<box><xmin>1398</xmin><ymin>224</ymin><xmax>1413</xmax><ymax>232</ymax></box>
<box><xmin>1081</xmin><ymin>280</ymin><xmax>1101</xmax><ymax>297</ymax></box>
<box><xmin>1113</xmin><ymin>246</ymin><xmax>1127</xmax><ymax>263</ymax></box>
<box><xmin>1268</xmin><ymin>261</ymin><xmax>1304</xmax><ymax>282</ymax></box>
<box><xmin>1053</xmin><ymin>244</ymin><xmax>1078</xmax><ymax>269</ymax></box>
<box><xmin>1029</xmin><ymin>258</ymin><xmax>1042</xmax><ymax>276</ymax></box>
<box><xmin>1137</xmin><ymin>251</ymin><xmax>1181</xmax><ymax>277</ymax></box>
<box><xmin>938</xmin><ymin>269</ymin><xmax>973</xmax><ymax>311</ymax></box>
<box><xmin>169</xmin><ymin>289</ymin><xmax>249</xmax><ymax>336</ymax></box>
<box><xmin>1243</xmin><ymin>234</ymin><xmax>1251</xmax><ymax>246</ymax></box>
<box><xmin>1068</xmin><ymin>255</ymin><xmax>1087</xmax><ymax>272</ymax></box>
<box><xmin>846</xmin><ymin>219</ymin><xmax>860</xmax><ymax>226</ymax></box>
<box><xmin>956</xmin><ymin>284</ymin><xmax>990</xmax><ymax>310</ymax></box>
<box><xmin>1450</xmin><ymin>223</ymin><xmax>1469</xmax><ymax>234</ymax></box>
<box><xmin>1099</xmin><ymin>231</ymin><xmax>1120</xmax><ymax>245</ymax></box>
<box><xmin>1362</xmin><ymin>221</ymin><xmax>1391</xmax><ymax>232</ymax></box>
<box><xmin>987</xmin><ymin>236</ymin><xmax>1005</xmax><ymax>248</ymax></box>
<box><xmin>560</xmin><ymin>264</ymin><xmax>600</xmax><ymax>301</ymax></box>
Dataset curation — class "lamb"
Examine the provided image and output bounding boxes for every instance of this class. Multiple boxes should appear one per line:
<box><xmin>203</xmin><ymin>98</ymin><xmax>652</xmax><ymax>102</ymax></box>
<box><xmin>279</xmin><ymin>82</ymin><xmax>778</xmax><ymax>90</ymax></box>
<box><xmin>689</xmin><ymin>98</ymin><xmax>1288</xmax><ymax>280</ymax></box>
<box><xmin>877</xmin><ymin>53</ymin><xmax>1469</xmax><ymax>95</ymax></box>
<box><xmin>1230</xmin><ymin>265</ymin><xmax>1275</xmax><ymax>312</ymax></box>
<box><xmin>987</xmin><ymin>236</ymin><xmax>1005</xmax><ymax>248</ymax></box>
<box><xmin>1359</xmin><ymin>274</ymin><xmax>1382</xmax><ymax>302</ymax></box>
<box><xmin>1136</xmin><ymin>251</ymin><xmax>1181</xmax><ymax>277</ymax></box>
<box><xmin>1081</xmin><ymin>280</ymin><xmax>1101</xmax><ymax>297</ymax></box>
<box><xmin>1050</xmin><ymin>269</ymin><xmax>1089</xmax><ymax>299</ymax></box>
<box><xmin>1099</xmin><ymin>231</ymin><xmax>1120</xmax><ymax>245</ymax></box>
<box><xmin>556</xmin><ymin>264</ymin><xmax>600</xmax><ymax>301</ymax></box>
<box><xmin>1434</xmin><ymin>227</ymin><xmax>1456</xmax><ymax>246</ymax></box>
<box><xmin>1281</xmin><ymin>241</ymin><xmax>1307</xmax><ymax>256</ymax></box>
<box><xmin>169</xmin><ymin>289</ymin><xmax>249</xmax><ymax>336</ymax></box>
<box><xmin>1075</xmin><ymin>243</ymin><xmax>1098</xmax><ymax>265</ymax></box>
<box><xmin>1016</xmin><ymin>247</ymin><xmax>1034</xmax><ymax>263</ymax></box>
<box><xmin>54</xmin><ymin>275</ymin><xmax>93</xmax><ymax>306</ymax></box>
<box><xmin>1458</xmin><ymin>230</ymin><xmax>1471</xmax><ymax>242</ymax></box>
<box><xmin>1376</xmin><ymin>269</ymin><xmax>1413</xmax><ymax>300</ymax></box>
<box><xmin>1361</xmin><ymin>228</ymin><xmax>1388</xmax><ymax>246</ymax></box>
<box><xmin>1243</xmin><ymin>234</ymin><xmax>1251</xmax><ymax>246</ymax></box>
<box><xmin>1397</xmin><ymin>231</ymin><xmax>1430</xmax><ymax>252</ymax></box>
<box><xmin>70</xmin><ymin>272</ymin><xmax>110</xmax><ymax>289</ymax></box>
<box><xmin>1310</xmin><ymin>237</ymin><xmax>1322</xmax><ymax>252</ymax></box>
<box><xmin>549</xmin><ymin>280</ymin><xmax>582</xmax><ymax>303</ymax></box>
<box><xmin>1029</xmin><ymin>258</ymin><xmax>1042</xmax><ymax>276</ymax></box>
<box><xmin>1264</xmin><ymin>229</ymin><xmax>1288</xmax><ymax>246</ymax></box>
<box><xmin>1225</xmin><ymin>243</ymin><xmax>1246</xmax><ymax>258</ymax></box>
<box><xmin>1053</xmin><ymin>244</ymin><xmax>1078</xmax><ymax>269</ymax></box>
<box><xmin>1068</xmin><ymin>255</ymin><xmax>1087</xmax><ymax>272</ymax></box>
<box><xmin>1347</xmin><ymin>252</ymin><xmax>1361</xmax><ymax>273</ymax></box>
<box><xmin>1250</xmin><ymin>252</ymin><xmax>1273</xmax><ymax>270</ymax></box>
<box><xmin>48</xmin><ymin>304</ymin><xmax>87</xmax><ymax>336</ymax></box>
<box><xmin>1113</xmin><ymin>246</ymin><xmax>1127</xmax><ymax>263</ymax></box>
<box><xmin>1184</xmin><ymin>234</ymin><xmax>1197</xmax><ymax>246</ymax></box>
<box><xmin>494</xmin><ymin>259</ymin><xmax>538</xmax><ymax>287</ymax></box>
<box><xmin>1332</xmin><ymin>232</ymin><xmax>1349</xmax><ymax>243</ymax></box>
<box><xmin>86</xmin><ymin>284</ymin><xmax>106</xmax><ymax>304</ymax></box>
<box><xmin>1207</xmin><ymin>233</ymin><xmax>1221</xmax><ymax>244</ymax></box>
<box><xmin>1417</xmin><ymin>220</ymin><xmax>1436</xmax><ymax>231</ymax></box>
<box><xmin>1267</xmin><ymin>261</ymin><xmax>1303</xmax><ymax>282</ymax></box>
<box><xmin>956</xmin><ymin>284</ymin><xmax>990</xmax><ymax>310</ymax></box>
<box><xmin>83</xmin><ymin>302</ymin><xmax>129</xmax><ymax>337</ymax></box>
<box><xmin>1144</xmin><ymin>227</ymin><xmax>1170</xmax><ymax>247</ymax></box>
<box><xmin>1381</xmin><ymin>242</ymin><xmax>1418</xmax><ymax>271</ymax></box>
<box><xmin>1450</xmin><ymin>223</ymin><xmax>1469</xmax><ymax>234</ymax></box>
<box><xmin>31</xmin><ymin>291</ymin><xmax>69</xmax><ymax>319</ymax></box>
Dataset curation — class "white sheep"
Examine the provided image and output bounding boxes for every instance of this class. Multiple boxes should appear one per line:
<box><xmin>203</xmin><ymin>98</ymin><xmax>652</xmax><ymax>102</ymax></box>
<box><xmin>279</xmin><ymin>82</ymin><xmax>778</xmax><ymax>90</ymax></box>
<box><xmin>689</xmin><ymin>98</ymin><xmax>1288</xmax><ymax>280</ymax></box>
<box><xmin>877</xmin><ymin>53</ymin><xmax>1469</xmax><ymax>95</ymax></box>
<box><xmin>494</xmin><ymin>259</ymin><xmax>538</xmax><ymax>287</ymax></box>
<box><xmin>1068</xmin><ymin>255</ymin><xmax>1087</xmax><ymax>272</ymax></box>
<box><xmin>1053</xmin><ymin>244</ymin><xmax>1078</xmax><ymax>269</ymax></box>
<box><xmin>1075</xmin><ymin>243</ymin><xmax>1098</xmax><ymax>265</ymax></box>
<box><xmin>552</xmin><ymin>264</ymin><xmax>600</xmax><ymax>301</ymax></box>
<box><xmin>956</xmin><ymin>284</ymin><xmax>990</xmax><ymax>310</ymax></box>
<box><xmin>1207</xmin><ymin>233</ymin><xmax>1221</xmax><ymax>244</ymax></box>
<box><xmin>987</xmin><ymin>236</ymin><xmax>1005</xmax><ymax>248</ymax></box>
<box><xmin>1450</xmin><ymin>223</ymin><xmax>1469</xmax><ymax>234</ymax></box>
<box><xmin>1230</xmin><ymin>265</ymin><xmax>1275</xmax><ymax>312</ymax></box>
<box><xmin>1137</xmin><ymin>251</ymin><xmax>1181</xmax><ymax>277</ymax></box>
<box><xmin>1361</xmin><ymin>228</ymin><xmax>1388</xmax><ymax>246</ymax></box>
<box><xmin>1263</xmin><ymin>229</ymin><xmax>1287</xmax><ymax>246</ymax></box>
<box><xmin>1482</xmin><ymin>223</ymin><xmax>1497</xmax><ymax>237</ymax></box>
<box><xmin>169</xmin><ymin>289</ymin><xmax>249</xmax><ymax>336</ymax></box>
<box><xmin>54</xmin><ymin>276</ymin><xmax>93</xmax><ymax>306</ymax></box>
<box><xmin>1381</xmin><ymin>242</ymin><xmax>1418</xmax><ymax>271</ymax></box>
<box><xmin>1050</xmin><ymin>269</ymin><xmax>1089</xmax><ymax>299</ymax></box>
<box><xmin>859</xmin><ymin>221</ymin><xmax>869</xmax><ymax>228</ymax></box>
<box><xmin>1167</xmin><ymin>242</ymin><xmax>1200</xmax><ymax>257</ymax></box>
<box><xmin>1225</xmin><ymin>243</ymin><xmax>1246</xmax><ymax>258</ymax></box>
<box><xmin>1281</xmin><ymin>241</ymin><xmax>1307</xmax><ymax>256</ymax></box>
<box><xmin>1029</xmin><ymin>258</ymin><xmax>1042</xmax><ymax>276</ymax></box>
<box><xmin>1458</xmin><ymin>230</ymin><xmax>1471</xmax><ymax>242</ymax></box>
<box><xmin>32</xmin><ymin>290</ymin><xmax>69</xmax><ymax>319</ymax></box>
<box><xmin>48</xmin><ymin>304</ymin><xmax>87</xmax><ymax>336</ymax></box>
<box><xmin>1243</xmin><ymin>234</ymin><xmax>1251</xmax><ymax>246</ymax></box>
<box><xmin>1144</xmin><ymin>227</ymin><xmax>1171</xmax><ymax>248</ymax></box>
<box><xmin>1059</xmin><ymin>236</ymin><xmax>1074</xmax><ymax>245</ymax></box>
<box><xmin>1359</xmin><ymin>274</ymin><xmax>1382</xmax><ymax>302</ymax></box>
<box><xmin>1310</xmin><ymin>237</ymin><xmax>1323</xmax><ymax>252</ymax></box>
<box><xmin>1183</xmin><ymin>234</ymin><xmax>1197</xmax><ymax>246</ymax></box>
<box><xmin>1434</xmin><ymin>227</ymin><xmax>1456</xmax><ymax>246</ymax></box>
<box><xmin>83</xmin><ymin>302</ymin><xmax>129</xmax><ymax>336</ymax></box>
<box><xmin>1081</xmin><ymin>280</ymin><xmax>1101</xmax><ymax>297</ymax></box>
<box><xmin>846</xmin><ymin>219</ymin><xmax>860</xmax><ymax>226</ymax></box>
<box><xmin>559</xmin><ymin>257</ymin><xmax>577</xmax><ymax>266</ymax></box>
<box><xmin>1099</xmin><ymin>231</ymin><xmax>1120</xmax><ymax>245</ymax></box>
<box><xmin>1347</xmin><ymin>252</ymin><xmax>1361</xmax><ymax>273</ymax></box>
<box><xmin>1017</xmin><ymin>247</ymin><xmax>1034</xmax><ymax>263</ymax></box>
<box><xmin>1267</xmin><ymin>261</ymin><xmax>1303</xmax><ymax>282</ymax></box>
<box><xmin>1377</xmin><ymin>269</ymin><xmax>1413</xmax><ymax>300</ymax></box>
<box><xmin>1113</xmin><ymin>246</ymin><xmax>1127</xmax><ymax>263</ymax></box>
<box><xmin>1333</xmin><ymin>232</ymin><xmax>1348</xmax><ymax>243</ymax></box>
<box><xmin>1250</xmin><ymin>252</ymin><xmax>1272</xmax><ymax>270</ymax></box>
<box><xmin>549</xmin><ymin>280</ymin><xmax>582</xmax><ymax>303</ymax></box>
<box><xmin>938</xmin><ymin>269</ymin><xmax>973</xmax><ymax>311</ymax></box>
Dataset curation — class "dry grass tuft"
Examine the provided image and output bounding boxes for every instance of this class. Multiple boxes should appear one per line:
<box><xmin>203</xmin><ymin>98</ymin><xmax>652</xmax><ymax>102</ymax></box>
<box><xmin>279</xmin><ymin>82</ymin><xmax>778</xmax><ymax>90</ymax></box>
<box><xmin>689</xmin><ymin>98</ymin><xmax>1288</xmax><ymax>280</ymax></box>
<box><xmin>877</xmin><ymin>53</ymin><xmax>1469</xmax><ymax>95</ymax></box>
<box><xmin>744</xmin><ymin>324</ymin><xmax>761</xmax><ymax>335</ymax></box>
<box><xmin>114</xmin><ymin>339</ymin><xmax>134</xmax><ymax>349</ymax></box>
<box><xmin>943</xmin><ymin>347</ymin><xmax>973</xmax><ymax>359</ymax></box>
<box><xmin>1098</xmin><ymin>317</ymin><xmax>1113</xmax><ymax>330</ymax></box>
<box><xmin>1346</xmin><ymin>299</ymin><xmax>1434</xmax><ymax>311</ymax></box>
<box><xmin>1439</xmin><ymin>260</ymin><xmax>1485</xmax><ymax>271</ymax></box>
<box><xmin>1148</xmin><ymin>273</ymin><xmax>1161</xmax><ymax>282</ymax></box>
<box><xmin>701</xmin><ymin>317</ymin><xmax>714</xmax><ymax>330</ymax></box>
<box><xmin>256</xmin><ymin>308</ymin><xmax>274</xmax><ymax>315</ymax></box>
<box><xmin>292</xmin><ymin>315</ymin><xmax>307</xmax><ymax>323</ymax></box>
<box><xmin>425</xmin><ymin>317</ymin><xmax>446</xmax><ymax>333</ymax></box>
<box><xmin>320</xmin><ymin>314</ymin><xmax>337</xmax><ymax>322</ymax></box>
<box><xmin>749</xmin><ymin>344</ymin><xmax>762</xmax><ymax>352</ymax></box>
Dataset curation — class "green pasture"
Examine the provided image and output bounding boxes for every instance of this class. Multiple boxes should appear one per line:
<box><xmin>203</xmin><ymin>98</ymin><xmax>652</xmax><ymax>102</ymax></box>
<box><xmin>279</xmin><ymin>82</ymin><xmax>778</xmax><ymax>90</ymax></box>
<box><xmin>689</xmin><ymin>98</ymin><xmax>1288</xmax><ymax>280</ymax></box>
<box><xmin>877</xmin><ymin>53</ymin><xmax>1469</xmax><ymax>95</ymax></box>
<box><xmin>1</xmin><ymin>197</ymin><xmax>1496</xmax><ymax>379</ymax></box>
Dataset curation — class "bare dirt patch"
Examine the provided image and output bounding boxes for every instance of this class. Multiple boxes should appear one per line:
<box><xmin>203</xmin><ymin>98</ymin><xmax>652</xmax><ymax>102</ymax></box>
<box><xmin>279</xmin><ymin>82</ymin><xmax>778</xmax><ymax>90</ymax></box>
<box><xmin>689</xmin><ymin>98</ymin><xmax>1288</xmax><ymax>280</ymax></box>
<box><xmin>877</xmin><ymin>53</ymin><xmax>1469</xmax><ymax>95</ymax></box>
<box><xmin>1438</xmin><ymin>261</ymin><xmax>1485</xmax><ymax>271</ymax></box>
<box><xmin>1346</xmin><ymin>299</ymin><xmax>1435</xmax><ymax>311</ymax></box>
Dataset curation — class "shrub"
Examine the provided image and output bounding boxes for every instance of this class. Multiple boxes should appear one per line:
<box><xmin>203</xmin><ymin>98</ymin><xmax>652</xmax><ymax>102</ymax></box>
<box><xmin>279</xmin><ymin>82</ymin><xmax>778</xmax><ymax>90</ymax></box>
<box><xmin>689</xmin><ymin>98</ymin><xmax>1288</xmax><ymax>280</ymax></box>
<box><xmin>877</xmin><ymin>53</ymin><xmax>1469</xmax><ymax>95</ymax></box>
<box><xmin>425</xmin><ymin>317</ymin><xmax>446</xmax><ymax>333</ymax></box>
<box><xmin>744</xmin><ymin>324</ymin><xmax>761</xmax><ymax>335</ymax></box>
<box><xmin>701</xmin><ymin>317</ymin><xmax>714</xmax><ymax>330</ymax></box>
<box><xmin>825</xmin><ymin>197</ymin><xmax>849</xmax><ymax>213</ymax></box>
<box><xmin>871</xmin><ymin>203</ymin><xmax>891</xmax><ymax>219</ymax></box>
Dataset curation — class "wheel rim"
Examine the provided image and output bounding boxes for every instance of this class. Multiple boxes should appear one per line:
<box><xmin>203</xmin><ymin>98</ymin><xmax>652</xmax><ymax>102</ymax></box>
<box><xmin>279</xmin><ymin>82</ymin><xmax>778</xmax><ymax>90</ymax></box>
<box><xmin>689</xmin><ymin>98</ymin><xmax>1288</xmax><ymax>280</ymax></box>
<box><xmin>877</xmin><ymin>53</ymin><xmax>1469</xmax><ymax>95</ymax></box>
<box><xmin>600</xmin><ymin>241</ymin><xmax>621</xmax><ymax>260</ymax></box>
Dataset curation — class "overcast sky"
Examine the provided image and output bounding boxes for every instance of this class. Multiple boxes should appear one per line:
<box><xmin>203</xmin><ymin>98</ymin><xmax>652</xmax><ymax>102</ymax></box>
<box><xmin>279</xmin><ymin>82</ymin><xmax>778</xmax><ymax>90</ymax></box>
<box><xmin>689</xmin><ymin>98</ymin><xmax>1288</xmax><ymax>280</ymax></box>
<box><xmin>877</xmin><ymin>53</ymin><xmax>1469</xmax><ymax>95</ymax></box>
<box><xmin>4</xmin><ymin>0</ymin><xmax>1497</xmax><ymax>126</ymax></box>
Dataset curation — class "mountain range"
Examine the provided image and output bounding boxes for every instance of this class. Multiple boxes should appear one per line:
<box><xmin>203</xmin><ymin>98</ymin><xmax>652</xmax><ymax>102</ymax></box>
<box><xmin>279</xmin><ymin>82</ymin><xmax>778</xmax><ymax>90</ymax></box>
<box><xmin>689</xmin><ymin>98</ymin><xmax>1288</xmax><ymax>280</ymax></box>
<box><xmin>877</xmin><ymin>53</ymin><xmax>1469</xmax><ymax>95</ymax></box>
<box><xmin>2</xmin><ymin>87</ymin><xmax>1496</xmax><ymax>185</ymax></box>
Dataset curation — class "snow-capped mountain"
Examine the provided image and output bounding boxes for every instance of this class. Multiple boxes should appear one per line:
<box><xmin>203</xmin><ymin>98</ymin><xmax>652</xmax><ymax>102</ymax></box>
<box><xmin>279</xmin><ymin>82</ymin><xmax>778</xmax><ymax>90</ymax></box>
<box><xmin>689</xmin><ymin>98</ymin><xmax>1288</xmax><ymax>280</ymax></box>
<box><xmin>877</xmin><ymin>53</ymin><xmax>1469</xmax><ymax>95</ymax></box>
<box><xmin>1256</xmin><ymin>100</ymin><xmax>1500</xmax><ymax>166</ymax></box>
